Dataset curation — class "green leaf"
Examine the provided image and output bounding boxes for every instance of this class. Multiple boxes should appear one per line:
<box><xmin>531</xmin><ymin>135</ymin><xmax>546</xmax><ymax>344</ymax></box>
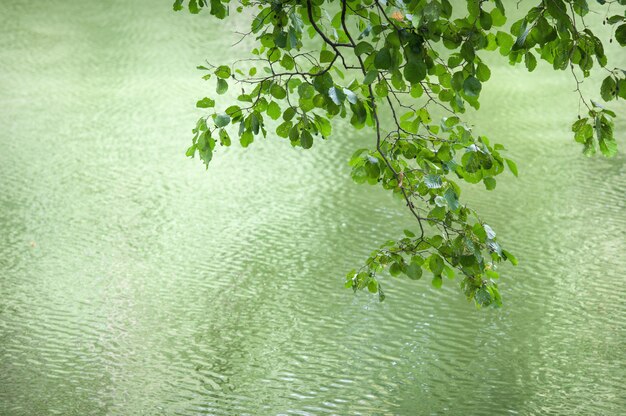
<box><xmin>240</xmin><ymin>130</ymin><xmax>253</xmax><ymax>147</ymax></box>
<box><xmin>216</xmin><ymin>78</ymin><xmax>228</xmax><ymax>95</ymax></box>
<box><xmin>444</xmin><ymin>187</ymin><xmax>460</xmax><ymax>211</ymax></box>
<box><xmin>424</xmin><ymin>174</ymin><xmax>443</xmax><ymax>189</ymax></box>
<box><xmin>300</xmin><ymin>129</ymin><xmax>313</xmax><ymax>149</ymax></box>
<box><xmin>196</xmin><ymin>97</ymin><xmax>215</xmax><ymax>108</ymax></box>
<box><xmin>524</xmin><ymin>52</ymin><xmax>537</xmax><ymax>72</ymax></box>
<box><xmin>363</xmin><ymin>70</ymin><xmax>378</xmax><ymax>85</ymax></box>
<box><xmin>422</xmin><ymin>1</ymin><xmax>442</xmax><ymax>21</ymax></box>
<box><xmin>431</xmin><ymin>275</ymin><xmax>443</xmax><ymax>288</ymax></box>
<box><xmin>281</xmin><ymin>53</ymin><xmax>295</xmax><ymax>69</ymax></box>
<box><xmin>343</xmin><ymin>88</ymin><xmax>358</xmax><ymax>104</ymax></box>
<box><xmin>298</xmin><ymin>83</ymin><xmax>315</xmax><ymax>100</ymax></box>
<box><xmin>443</xmin><ymin>116</ymin><xmax>460</xmax><ymax>129</ymax></box>
<box><xmin>312</xmin><ymin>72</ymin><xmax>334</xmax><ymax>93</ymax></box>
<box><xmin>480</xmin><ymin>10</ymin><xmax>493</xmax><ymax>30</ymax></box>
<box><xmin>429</xmin><ymin>254</ymin><xmax>444</xmax><ymax>275</ymax></box>
<box><xmin>404</xmin><ymin>60</ymin><xmax>427</xmax><ymax>85</ymax></box>
<box><xmin>267</xmin><ymin>101</ymin><xmax>281</xmax><ymax>120</ymax></box>
<box><xmin>210</xmin><ymin>0</ymin><xmax>227</xmax><ymax>19</ymax></box>
<box><xmin>430</xmin><ymin>235</ymin><xmax>444</xmax><ymax>248</ymax></box>
<box><xmin>484</xmin><ymin>224</ymin><xmax>496</xmax><ymax>240</ymax></box>
<box><xmin>351</xmin><ymin>166</ymin><xmax>367</xmax><ymax>184</ymax></box>
<box><xmin>198</xmin><ymin>146</ymin><xmax>212</xmax><ymax>165</ymax></box>
<box><xmin>472</xmin><ymin>223</ymin><xmax>487</xmax><ymax>242</ymax></box>
<box><xmin>374</xmin><ymin>49</ymin><xmax>392</xmax><ymax>70</ymax></box>
<box><xmin>315</xmin><ymin>115</ymin><xmax>332</xmax><ymax>137</ymax></box>
<box><xmin>443</xmin><ymin>265</ymin><xmax>455</xmax><ymax>280</ymax></box>
<box><xmin>215</xmin><ymin>65</ymin><xmax>231</xmax><ymax>79</ymax></box>
<box><xmin>188</xmin><ymin>0</ymin><xmax>200</xmax><ymax>14</ymax></box>
<box><xmin>434</xmin><ymin>195</ymin><xmax>447</xmax><ymax>207</ymax></box>
<box><xmin>475</xmin><ymin>287</ymin><xmax>492</xmax><ymax>306</ymax></box>
<box><xmin>595</xmin><ymin>114</ymin><xmax>614</xmax><ymax>144</ymax></box>
<box><xmin>389</xmin><ymin>262</ymin><xmax>403</xmax><ymax>277</ymax></box>
<box><xmin>320</xmin><ymin>50</ymin><xmax>335</xmax><ymax>63</ymax></box>
<box><xmin>572</xmin><ymin>117</ymin><xmax>588</xmax><ymax>132</ymax></box>
<box><xmin>355</xmin><ymin>41</ymin><xmax>374</xmax><ymax>56</ymax></box>
<box><xmin>276</xmin><ymin>121</ymin><xmax>292</xmax><ymax>138</ymax></box>
<box><xmin>502</xmin><ymin>249</ymin><xmax>518</xmax><ymax>266</ymax></box>
<box><xmin>616</xmin><ymin>24</ymin><xmax>626</xmax><ymax>46</ymax></box>
<box><xmin>496</xmin><ymin>31</ymin><xmax>514</xmax><ymax>55</ymax></box>
<box><xmin>476</xmin><ymin>63</ymin><xmax>491</xmax><ymax>82</ymax></box>
<box><xmin>599</xmin><ymin>137</ymin><xmax>617</xmax><ymax>157</ymax></box>
<box><xmin>406</xmin><ymin>260</ymin><xmax>422</xmax><ymax>280</ymax></box>
<box><xmin>410</xmin><ymin>84</ymin><xmax>424</xmax><ymax>98</ymax></box>
<box><xmin>282</xmin><ymin>107</ymin><xmax>296</xmax><ymax>121</ymax></box>
<box><xmin>600</xmin><ymin>76</ymin><xmax>617</xmax><ymax>101</ymax></box>
<box><xmin>185</xmin><ymin>144</ymin><xmax>196</xmax><ymax>157</ymax></box>
<box><xmin>463</xmin><ymin>76</ymin><xmax>482</xmax><ymax>97</ymax></box>
<box><xmin>575</xmin><ymin>123</ymin><xmax>593</xmax><ymax>143</ymax></box>
<box><xmin>270</xmin><ymin>83</ymin><xmax>287</xmax><ymax>99</ymax></box>
<box><xmin>484</xmin><ymin>177</ymin><xmax>496</xmax><ymax>190</ymax></box>
<box><xmin>249</xmin><ymin>113</ymin><xmax>260</xmax><ymax>134</ymax></box>
<box><xmin>328</xmin><ymin>86</ymin><xmax>345</xmax><ymax>105</ymax></box>
<box><xmin>197</xmin><ymin>132</ymin><xmax>214</xmax><ymax>165</ymax></box>
<box><xmin>502</xmin><ymin>159</ymin><xmax>517</xmax><ymax>178</ymax></box>
<box><xmin>218</xmin><ymin>129</ymin><xmax>231</xmax><ymax>146</ymax></box>
<box><xmin>375</xmin><ymin>81</ymin><xmax>388</xmax><ymax>98</ymax></box>
<box><xmin>367</xmin><ymin>278</ymin><xmax>378</xmax><ymax>293</ymax></box>
<box><xmin>491</xmin><ymin>7</ymin><xmax>507</xmax><ymax>26</ymax></box>
<box><xmin>618</xmin><ymin>79</ymin><xmax>626</xmax><ymax>100</ymax></box>
<box><xmin>214</xmin><ymin>113</ymin><xmax>230</xmax><ymax>127</ymax></box>
<box><xmin>225</xmin><ymin>105</ymin><xmax>242</xmax><ymax>118</ymax></box>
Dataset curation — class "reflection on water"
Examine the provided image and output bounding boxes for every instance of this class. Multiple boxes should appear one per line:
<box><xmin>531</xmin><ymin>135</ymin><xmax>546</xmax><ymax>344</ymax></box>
<box><xmin>1</xmin><ymin>1</ymin><xmax>625</xmax><ymax>414</ymax></box>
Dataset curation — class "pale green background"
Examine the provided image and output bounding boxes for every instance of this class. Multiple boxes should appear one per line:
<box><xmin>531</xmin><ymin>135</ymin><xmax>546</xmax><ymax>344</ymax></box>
<box><xmin>1</xmin><ymin>1</ymin><xmax>625</xmax><ymax>415</ymax></box>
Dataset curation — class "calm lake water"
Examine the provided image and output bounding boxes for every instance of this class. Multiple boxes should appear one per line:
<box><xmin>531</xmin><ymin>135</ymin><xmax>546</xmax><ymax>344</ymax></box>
<box><xmin>1</xmin><ymin>1</ymin><xmax>625</xmax><ymax>415</ymax></box>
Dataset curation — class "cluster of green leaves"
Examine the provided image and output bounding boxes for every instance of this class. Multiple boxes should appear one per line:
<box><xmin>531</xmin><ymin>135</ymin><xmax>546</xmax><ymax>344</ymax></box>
<box><xmin>175</xmin><ymin>0</ymin><xmax>624</xmax><ymax>307</ymax></box>
<box><xmin>346</xmin><ymin>220</ymin><xmax>515</xmax><ymax>306</ymax></box>
<box><xmin>498</xmin><ymin>0</ymin><xmax>626</xmax><ymax>156</ymax></box>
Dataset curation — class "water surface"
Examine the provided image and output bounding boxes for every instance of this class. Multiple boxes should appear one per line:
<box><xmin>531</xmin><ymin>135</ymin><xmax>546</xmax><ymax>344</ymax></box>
<box><xmin>1</xmin><ymin>1</ymin><xmax>625</xmax><ymax>415</ymax></box>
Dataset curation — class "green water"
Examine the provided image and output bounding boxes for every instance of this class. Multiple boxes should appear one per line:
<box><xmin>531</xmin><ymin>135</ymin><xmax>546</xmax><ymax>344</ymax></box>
<box><xmin>1</xmin><ymin>1</ymin><xmax>625</xmax><ymax>415</ymax></box>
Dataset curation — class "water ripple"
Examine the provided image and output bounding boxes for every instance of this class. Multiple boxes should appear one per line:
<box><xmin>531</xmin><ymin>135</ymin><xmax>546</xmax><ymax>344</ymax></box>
<box><xmin>1</xmin><ymin>0</ymin><xmax>626</xmax><ymax>415</ymax></box>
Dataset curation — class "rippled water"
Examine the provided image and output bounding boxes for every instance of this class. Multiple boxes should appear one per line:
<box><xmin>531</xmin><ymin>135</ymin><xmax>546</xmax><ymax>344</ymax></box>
<box><xmin>1</xmin><ymin>1</ymin><xmax>625</xmax><ymax>415</ymax></box>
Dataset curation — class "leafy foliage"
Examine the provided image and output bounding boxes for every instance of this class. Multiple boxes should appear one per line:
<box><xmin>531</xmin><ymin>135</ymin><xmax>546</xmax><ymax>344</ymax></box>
<box><xmin>175</xmin><ymin>0</ymin><xmax>624</xmax><ymax>307</ymax></box>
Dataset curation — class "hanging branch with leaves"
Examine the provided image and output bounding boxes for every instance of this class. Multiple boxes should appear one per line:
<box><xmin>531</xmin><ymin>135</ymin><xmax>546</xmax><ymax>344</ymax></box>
<box><xmin>174</xmin><ymin>0</ymin><xmax>625</xmax><ymax>307</ymax></box>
